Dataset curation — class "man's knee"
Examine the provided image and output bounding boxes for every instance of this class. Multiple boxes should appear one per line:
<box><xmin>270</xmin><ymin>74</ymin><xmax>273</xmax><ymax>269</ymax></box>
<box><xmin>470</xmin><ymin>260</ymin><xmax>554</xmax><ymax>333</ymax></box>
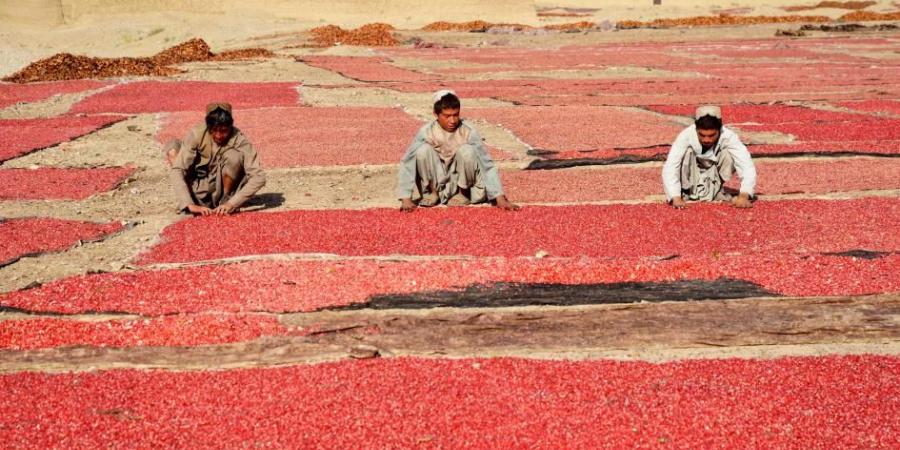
<box><xmin>221</xmin><ymin>151</ymin><xmax>243</xmax><ymax>180</ymax></box>
<box><xmin>164</xmin><ymin>139</ymin><xmax>182</xmax><ymax>152</ymax></box>
<box><xmin>164</xmin><ymin>139</ymin><xmax>182</xmax><ymax>165</ymax></box>
<box><xmin>455</xmin><ymin>145</ymin><xmax>480</xmax><ymax>177</ymax></box>
<box><xmin>719</xmin><ymin>155</ymin><xmax>736</xmax><ymax>181</ymax></box>
<box><xmin>456</xmin><ymin>144</ymin><xmax>477</xmax><ymax>164</ymax></box>
<box><xmin>414</xmin><ymin>143</ymin><xmax>435</xmax><ymax>164</ymax></box>
<box><xmin>414</xmin><ymin>144</ymin><xmax>438</xmax><ymax>184</ymax></box>
<box><xmin>455</xmin><ymin>145</ymin><xmax>483</xmax><ymax>190</ymax></box>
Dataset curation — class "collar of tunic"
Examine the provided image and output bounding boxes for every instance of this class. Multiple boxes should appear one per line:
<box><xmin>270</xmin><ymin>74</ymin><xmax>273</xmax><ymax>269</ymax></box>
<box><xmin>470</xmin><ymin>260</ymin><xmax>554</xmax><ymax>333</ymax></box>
<box><xmin>424</xmin><ymin>121</ymin><xmax>471</xmax><ymax>162</ymax></box>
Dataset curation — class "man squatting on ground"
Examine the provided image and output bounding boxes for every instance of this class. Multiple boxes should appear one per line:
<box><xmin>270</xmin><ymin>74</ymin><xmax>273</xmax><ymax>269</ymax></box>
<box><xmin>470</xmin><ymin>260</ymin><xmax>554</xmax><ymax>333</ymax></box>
<box><xmin>165</xmin><ymin>102</ymin><xmax>266</xmax><ymax>216</ymax></box>
<box><xmin>397</xmin><ymin>90</ymin><xmax>519</xmax><ymax>212</ymax></box>
<box><xmin>662</xmin><ymin>105</ymin><xmax>757</xmax><ymax>209</ymax></box>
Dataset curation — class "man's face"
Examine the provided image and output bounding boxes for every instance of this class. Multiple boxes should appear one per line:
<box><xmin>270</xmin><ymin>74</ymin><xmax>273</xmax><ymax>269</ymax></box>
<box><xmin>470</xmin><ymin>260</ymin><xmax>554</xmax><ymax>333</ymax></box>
<box><xmin>696</xmin><ymin>127</ymin><xmax>720</xmax><ymax>151</ymax></box>
<box><xmin>436</xmin><ymin>107</ymin><xmax>461</xmax><ymax>132</ymax></box>
<box><xmin>209</xmin><ymin>124</ymin><xmax>232</xmax><ymax>146</ymax></box>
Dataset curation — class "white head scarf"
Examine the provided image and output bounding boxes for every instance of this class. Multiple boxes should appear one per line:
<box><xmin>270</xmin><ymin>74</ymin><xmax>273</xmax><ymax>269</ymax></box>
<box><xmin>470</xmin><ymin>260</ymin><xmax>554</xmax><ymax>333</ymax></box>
<box><xmin>695</xmin><ymin>105</ymin><xmax>722</xmax><ymax>120</ymax></box>
<box><xmin>432</xmin><ymin>89</ymin><xmax>457</xmax><ymax>104</ymax></box>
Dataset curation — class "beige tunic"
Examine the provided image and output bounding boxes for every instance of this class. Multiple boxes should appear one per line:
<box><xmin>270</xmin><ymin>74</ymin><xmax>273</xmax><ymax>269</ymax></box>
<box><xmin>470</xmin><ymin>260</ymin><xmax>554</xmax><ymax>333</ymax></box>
<box><xmin>169</xmin><ymin>123</ymin><xmax>266</xmax><ymax>211</ymax></box>
<box><xmin>396</xmin><ymin>121</ymin><xmax>505</xmax><ymax>201</ymax></box>
<box><xmin>424</xmin><ymin>121</ymin><xmax>470</xmax><ymax>164</ymax></box>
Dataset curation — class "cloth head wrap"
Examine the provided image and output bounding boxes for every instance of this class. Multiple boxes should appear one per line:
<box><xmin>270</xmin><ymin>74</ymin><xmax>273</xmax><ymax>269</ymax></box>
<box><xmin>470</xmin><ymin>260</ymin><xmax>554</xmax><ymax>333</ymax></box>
<box><xmin>206</xmin><ymin>102</ymin><xmax>233</xmax><ymax>114</ymax></box>
<box><xmin>695</xmin><ymin>105</ymin><xmax>722</xmax><ymax>120</ymax></box>
<box><xmin>432</xmin><ymin>89</ymin><xmax>457</xmax><ymax>104</ymax></box>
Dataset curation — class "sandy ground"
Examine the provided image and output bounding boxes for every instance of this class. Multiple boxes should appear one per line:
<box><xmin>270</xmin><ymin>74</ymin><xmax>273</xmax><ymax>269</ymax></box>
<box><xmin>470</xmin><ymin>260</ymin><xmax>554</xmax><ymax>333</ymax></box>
<box><xmin>2</xmin><ymin>0</ymin><xmax>899</xmax><ymax>76</ymax></box>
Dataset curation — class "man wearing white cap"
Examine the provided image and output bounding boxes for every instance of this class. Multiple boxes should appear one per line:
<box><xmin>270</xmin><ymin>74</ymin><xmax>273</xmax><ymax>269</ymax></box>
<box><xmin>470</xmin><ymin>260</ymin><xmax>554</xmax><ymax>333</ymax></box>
<box><xmin>396</xmin><ymin>90</ymin><xmax>519</xmax><ymax>212</ymax></box>
<box><xmin>165</xmin><ymin>102</ymin><xmax>266</xmax><ymax>215</ymax></box>
<box><xmin>661</xmin><ymin>105</ymin><xmax>756</xmax><ymax>209</ymax></box>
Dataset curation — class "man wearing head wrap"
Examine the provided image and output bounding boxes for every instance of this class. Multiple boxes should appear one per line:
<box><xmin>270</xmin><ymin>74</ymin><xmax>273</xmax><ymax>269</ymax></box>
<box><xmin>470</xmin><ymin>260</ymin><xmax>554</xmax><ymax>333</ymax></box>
<box><xmin>661</xmin><ymin>105</ymin><xmax>756</xmax><ymax>209</ymax></box>
<box><xmin>164</xmin><ymin>102</ymin><xmax>266</xmax><ymax>215</ymax></box>
<box><xmin>396</xmin><ymin>90</ymin><xmax>519</xmax><ymax>212</ymax></box>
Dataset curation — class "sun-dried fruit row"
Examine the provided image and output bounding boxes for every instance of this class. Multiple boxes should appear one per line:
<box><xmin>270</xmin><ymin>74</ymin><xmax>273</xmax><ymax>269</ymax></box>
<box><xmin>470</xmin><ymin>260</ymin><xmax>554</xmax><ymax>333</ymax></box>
<box><xmin>0</xmin><ymin>356</ymin><xmax>896</xmax><ymax>448</ymax></box>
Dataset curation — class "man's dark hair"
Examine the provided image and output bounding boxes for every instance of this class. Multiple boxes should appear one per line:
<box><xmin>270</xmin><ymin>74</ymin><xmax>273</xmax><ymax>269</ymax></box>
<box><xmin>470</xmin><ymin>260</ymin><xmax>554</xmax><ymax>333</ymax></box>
<box><xmin>206</xmin><ymin>107</ymin><xmax>234</xmax><ymax>128</ymax></box>
<box><xmin>695</xmin><ymin>114</ymin><xmax>722</xmax><ymax>131</ymax></box>
<box><xmin>433</xmin><ymin>93</ymin><xmax>461</xmax><ymax>114</ymax></box>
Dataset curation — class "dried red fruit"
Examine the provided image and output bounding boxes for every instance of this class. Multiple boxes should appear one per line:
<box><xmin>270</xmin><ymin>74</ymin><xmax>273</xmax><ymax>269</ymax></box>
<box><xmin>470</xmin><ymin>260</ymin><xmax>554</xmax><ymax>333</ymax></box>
<box><xmin>309</xmin><ymin>23</ymin><xmax>398</xmax><ymax>47</ymax></box>
<box><xmin>0</xmin><ymin>80</ymin><xmax>108</xmax><ymax>109</ymax></box>
<box><xmin>135</xmin><ymin>199</ymin><xmax>900</xmax><ymax>265</ymax></box>
<box><xmin>0</xmin><ymin>116</ymin><xmax>126</xmax><ymax>162</ymax></box>
<box><xmin>70</xmin><ymin>81</ymin><xmax>299</xmax><ymax>114</ymax></box>
<box><xmin>617</xmin><ymin>15</ymin><xmax>831</xmax><ymax>30</ymax></box>
<box><xmin>0</xmin><ymin>356</ymin><xmax>897</xmax><ymax>447</ymax></box>
<box><xmin>0</xmin><ymin>218</ymin><xmax>123</xmax><ymax>266</ymax></box>
<box><xmin>0</xmin><ymin>167</ymin><xmax>134</xmax><ymax>200</ymax></box>
<box><xmin>4</xmin><ymin>38</ymin><xmax>273</xmax><ymax>83</ymax></box>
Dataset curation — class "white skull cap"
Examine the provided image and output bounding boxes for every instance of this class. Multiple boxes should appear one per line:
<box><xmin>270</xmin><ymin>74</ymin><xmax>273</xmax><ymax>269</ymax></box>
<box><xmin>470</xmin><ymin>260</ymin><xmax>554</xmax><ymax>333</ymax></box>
<box><xmin>695</xmin><ymin>105</ymin><xmax>722</xmax><ymax>120</ymax></box>
<box><xmin>432</xmin><ymin>89</ymin><xmax>457</xmax><ymax>103</ymax></box>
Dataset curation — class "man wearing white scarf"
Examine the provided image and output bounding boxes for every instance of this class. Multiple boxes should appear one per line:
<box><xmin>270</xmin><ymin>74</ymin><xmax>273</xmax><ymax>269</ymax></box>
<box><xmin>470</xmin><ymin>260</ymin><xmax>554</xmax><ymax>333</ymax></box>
<box><xmin>396</xmin><ymin>90</ymin><xmax>519</xmax><ymax>212</ymax></box>
<box><xmin>662</xmin><ymin>105</ymin><xmax>757</xmax><ymax>209</ymax></box>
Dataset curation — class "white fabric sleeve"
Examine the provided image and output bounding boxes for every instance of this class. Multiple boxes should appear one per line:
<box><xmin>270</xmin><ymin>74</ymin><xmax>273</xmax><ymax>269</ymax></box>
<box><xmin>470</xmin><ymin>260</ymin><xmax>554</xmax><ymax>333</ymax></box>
<box><xmin>661</xmin><ymin>128</ymin><xmax>690</xmax><ymax>201</ymax></box>
<box><xmin>723</xmin><ymin>130</ymin><xmax>757</xmax><ymax>196</ymax></box>
<box><xmin>395</xmin><ymin>123</ymin><xmax>429</xmax><ymax>199</ymax></box>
